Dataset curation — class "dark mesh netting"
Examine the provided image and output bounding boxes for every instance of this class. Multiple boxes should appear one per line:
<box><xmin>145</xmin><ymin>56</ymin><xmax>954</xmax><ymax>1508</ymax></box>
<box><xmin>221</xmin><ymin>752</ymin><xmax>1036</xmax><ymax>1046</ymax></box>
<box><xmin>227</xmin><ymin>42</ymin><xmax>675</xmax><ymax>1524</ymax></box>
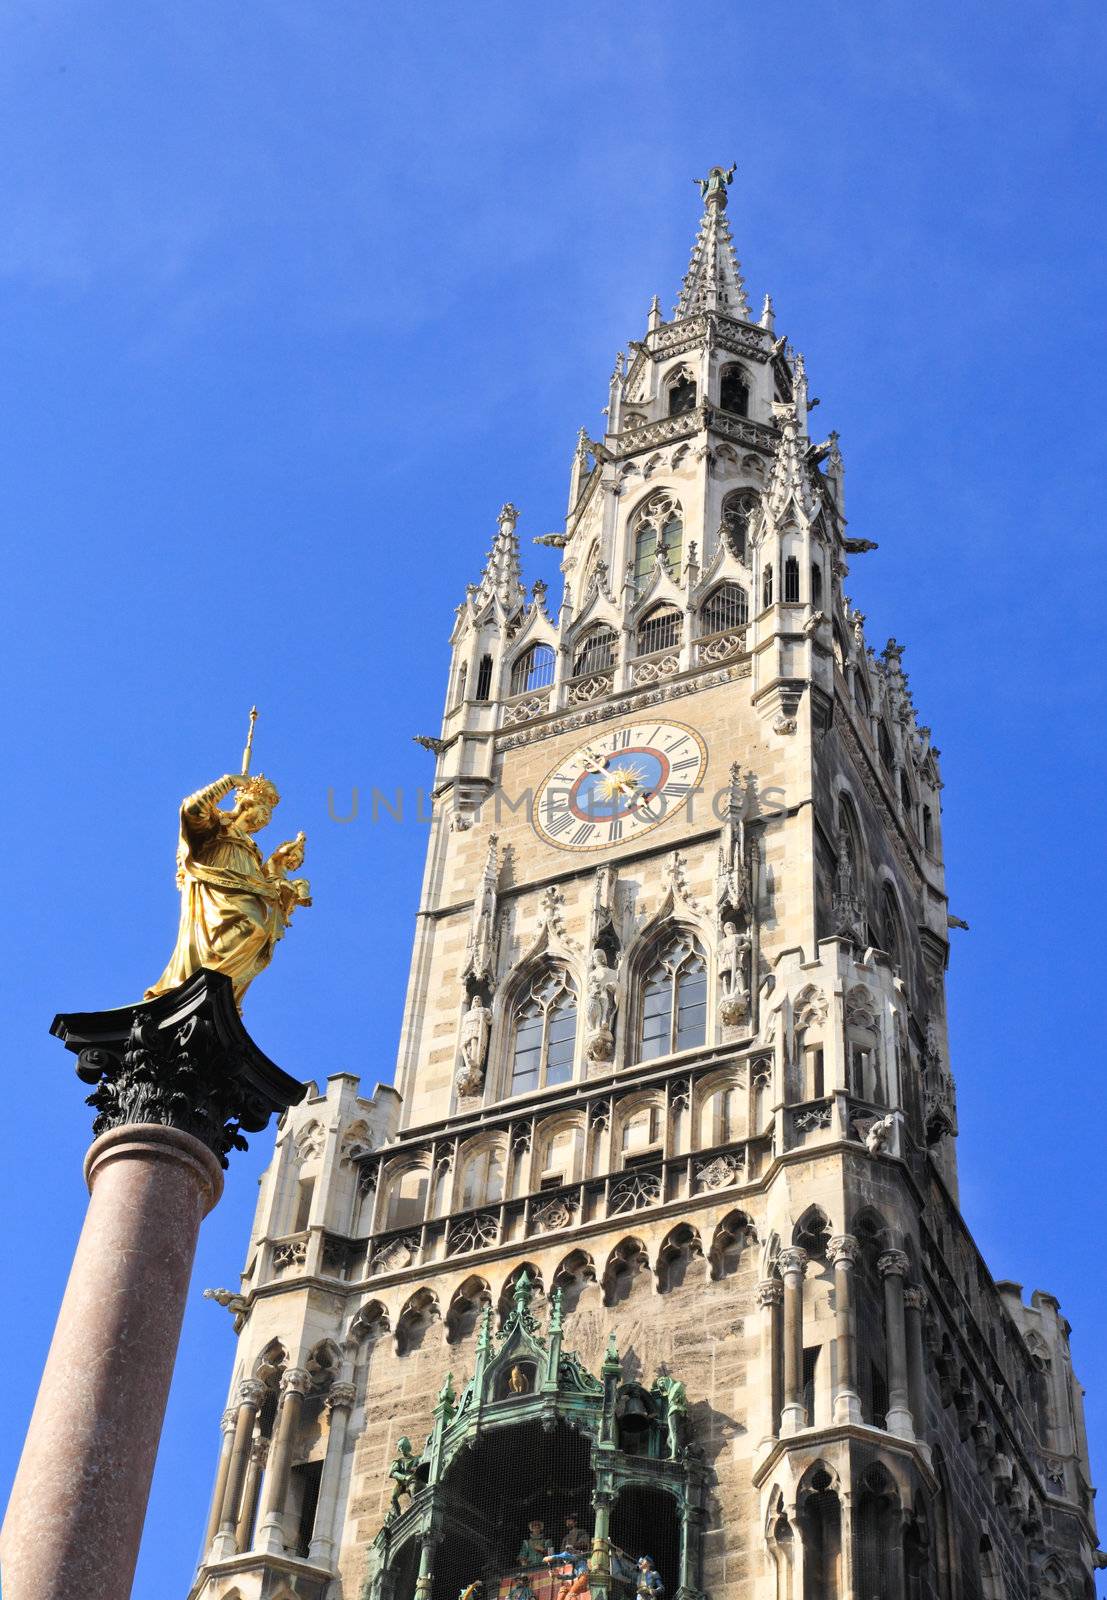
<box><xmin>420</xmin><ymin>1422</ymin><xmax>680</xmax><ymax>1600</ymax></box>
<box><xmin>430</xmin><ymin>1421</ymin><xmax>593</xmax><ymax>1600</ymax></box>
<box><xmin>610</xmin><ymin>1486</ymin><xmax>679</xmax><ymax>1598</ymax></box>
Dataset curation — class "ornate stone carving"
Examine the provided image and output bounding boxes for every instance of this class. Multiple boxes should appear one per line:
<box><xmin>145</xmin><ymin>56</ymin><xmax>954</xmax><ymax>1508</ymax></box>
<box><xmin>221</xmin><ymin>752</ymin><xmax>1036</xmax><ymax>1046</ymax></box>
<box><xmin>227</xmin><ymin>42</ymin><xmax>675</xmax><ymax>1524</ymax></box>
<box><xmin>865</xmin><ymin>1112</ymin><xmax>896</xmax><ymax>1155</ymax></box>
<box><xmin>280</xmin><ymin>1366</ymin><xmax>313</xmax><ymax>1398</ymax></box>
<box><xmin>447</xmin><ymin>1211</ymin><xmax>499</xmax><ymax>1256</ymax></box>
<box><xmin>696</xmin><ymin>1151</ymin><xmax>745</xmax><ymax>1190</ymax></box>
<box><xmin>794</xmin><ymin>1104</ymin><xmax>832</xmax><ymax>1132</ymax></box>
<box><xmin>532</xmin><ymin>1195</ymin><xmax>578</xmax><ymax>1233</ymax></box>
<box><xmin>455</xmin><ymin>996</ymin><xmax>492</xmax><ymax>1098</ymax></box>
<box><xmin>778</xmin><ymin>1247</ymin><xmax>808</xmax><ymax>1277</ymax></box>
<box><xmin>827</xmin><ymin>1234</ymin><xmax>860</xmax><ymax>1267</ymax></box>
<box><xmin>609</xmin><ymin>1169</ymin><xmax>662</xmax><ymax>1214</ymax></box>
<box><xmin>273</xmin><ymin>1239</ymin><xmax>307</xmax><ymax>1270</ymax></box>
<box><xmin>585</xmin><ymin>948</ymin><xmax>620</xmax><ymax>1063</ymax></box>
<box><xmin>877</xmin><ymin>1250</ymin><xmax>909</xmax><ymax>1280</ymax></box>
<box><xmin>370</xmin><ymin>1234</ymin><xmax>419</xmax><ymax>1276</ymax></box>
<box><xmin>461</xmin><ymin>836</ymin><xmax>500</xmax><ymax>986</ymax></box>
<box><xmin>756</xmin><ymin>1278</ymin><xmax>783</xmax><ymax>1308</ymax></box>
<box><xmin>495</xmin><ymin>663</ymin><xmax>748</xmax><ymax>753</ymax></box>
<box><xmin>62</xmin><ymin>969</ymin><xmax>305</xmax><ymax>1168</ymax></box>
<box><xmin>717</xmin><ymin>921</ymin><xmax>751</xmax><ymax>1025</ymax></box>
<box><xmin>904</xmin><ymin>1287</ymin><xmax>928</xmax><ymax>1312</ymax></box>
<box><xmin>326</xmin><ymin>1382</ymin><xmax>357</xmax><ymax>1415</ymax></box>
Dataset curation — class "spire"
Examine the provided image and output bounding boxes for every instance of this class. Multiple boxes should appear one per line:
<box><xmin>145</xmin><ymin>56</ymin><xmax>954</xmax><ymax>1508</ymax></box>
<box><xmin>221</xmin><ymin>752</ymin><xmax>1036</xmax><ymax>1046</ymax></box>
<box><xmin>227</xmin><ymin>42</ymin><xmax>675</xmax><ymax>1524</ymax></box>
<box><xmin>674</xmin><ymin>164</ymin><xmax>750</xmax><ymax>322</ymax></box>
<box><xmin>766</xmin><ymin>405</ymin><xmax>819</xmax><ymax>525</ymax></box>
<box><xmin>474</xmin><ymin>503</ymin><xmax>525</xmax><ymax>616</ymax></box>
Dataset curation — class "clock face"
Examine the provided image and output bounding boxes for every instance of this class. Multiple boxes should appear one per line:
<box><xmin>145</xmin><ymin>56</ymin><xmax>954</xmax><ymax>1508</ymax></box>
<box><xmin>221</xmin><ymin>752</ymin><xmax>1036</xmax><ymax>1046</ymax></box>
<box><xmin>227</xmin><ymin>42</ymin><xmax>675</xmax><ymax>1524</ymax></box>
<box><xmin>533</xmin><ymin>720</ymin><xmax>708</xmax><ymax>850</ymax></box>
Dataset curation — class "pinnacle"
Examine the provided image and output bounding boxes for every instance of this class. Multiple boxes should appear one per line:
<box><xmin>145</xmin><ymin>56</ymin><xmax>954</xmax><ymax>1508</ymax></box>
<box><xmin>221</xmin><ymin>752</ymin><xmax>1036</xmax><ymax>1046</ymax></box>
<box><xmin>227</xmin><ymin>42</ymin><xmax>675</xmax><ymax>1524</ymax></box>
<box><xmin>674</xmin><ymin>164</ymin><xmax>751</xmax><ymax>322</ymax></box>
<box><xmin>473</xmin><ymin>502</ymin><xmax>525</xmax><ymax>616</ymax></box>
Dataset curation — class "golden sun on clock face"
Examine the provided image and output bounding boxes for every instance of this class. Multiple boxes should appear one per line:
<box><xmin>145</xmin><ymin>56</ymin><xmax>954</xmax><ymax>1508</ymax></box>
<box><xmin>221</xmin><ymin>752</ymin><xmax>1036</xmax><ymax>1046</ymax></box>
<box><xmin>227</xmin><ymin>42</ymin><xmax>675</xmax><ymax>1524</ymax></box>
<box><xmin>532</xmin><ymin>720</ymin><xmax>708</xmax><ymax>850</ymax></box>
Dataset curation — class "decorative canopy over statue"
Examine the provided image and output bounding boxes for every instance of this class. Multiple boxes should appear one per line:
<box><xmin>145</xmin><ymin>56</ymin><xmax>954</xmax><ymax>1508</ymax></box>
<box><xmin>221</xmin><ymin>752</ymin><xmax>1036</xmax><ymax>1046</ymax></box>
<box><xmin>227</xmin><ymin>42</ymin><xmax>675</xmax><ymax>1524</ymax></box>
<box><xmin>146</xmin><ymin>709</ymin><xmax>311</xmax><ymax>1007</ymax></box>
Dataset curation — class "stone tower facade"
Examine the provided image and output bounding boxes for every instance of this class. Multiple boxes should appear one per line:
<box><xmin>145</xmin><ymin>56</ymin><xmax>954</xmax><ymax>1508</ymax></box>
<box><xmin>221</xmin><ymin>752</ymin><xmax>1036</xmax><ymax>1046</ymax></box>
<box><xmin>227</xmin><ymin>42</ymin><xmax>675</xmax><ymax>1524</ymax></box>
<box><xmin>188</xmin><ymin>173</ymin><xmax>1100</xmax><ymax>1600</ymax></box>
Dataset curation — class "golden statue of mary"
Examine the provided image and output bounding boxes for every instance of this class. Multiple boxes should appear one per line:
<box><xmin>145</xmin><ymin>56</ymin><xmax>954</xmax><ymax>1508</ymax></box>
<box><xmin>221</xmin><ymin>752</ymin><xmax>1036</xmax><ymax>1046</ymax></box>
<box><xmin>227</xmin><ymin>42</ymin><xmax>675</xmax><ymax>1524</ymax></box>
<box><xmin>146</xmin><ymin>768</ymin><xmax>311</xmax><ymax>1007</ymax></box>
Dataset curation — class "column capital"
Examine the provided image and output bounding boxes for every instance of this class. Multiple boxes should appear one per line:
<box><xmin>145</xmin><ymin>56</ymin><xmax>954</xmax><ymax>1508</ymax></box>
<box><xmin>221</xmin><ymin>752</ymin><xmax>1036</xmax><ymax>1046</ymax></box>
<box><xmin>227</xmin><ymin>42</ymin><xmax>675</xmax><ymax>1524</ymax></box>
<box><xmin>757</xmin><ymin>1278</ymin><xmax>784</xmax><ymax>1307</ymax></box>
<box><xmin>220</xmin><ymin>1405</ymin><xmax>239</xmax><ymax>1433</ymax></box>
<box><xmin>326</xmin><ymin>1382</ymin><xmax>357</xmax><ymax>1414</ymax></box>
<box><xmin>280</xmin><ymin>1366</ymin><xmax>313</xmax><ymax>1397</ymax></box>
<box><xmin>237</xmin><ymin>1377</ymin><xmax>268</xmax><ymax>1409</ymax></box>
<box><xmin>878</xmin><ymin>1249</ymin><xmax>910</xmax><ymax>1280</ymax></box>
<box><xmin>778</xmin><ymin>1246</ymin><xmax>808</xmax><ymax>1277</ymax></box>
<box><xmin>249</xmin><ymin>1435</ymin><xmax>270</xmax><ymax>1466</ymax></box>
<box><xmin>56</xmin><ymin>968</ymin><xmax>305</xmax><ymax>1168</ymax></box>
<box><xmin>828</xmin><ymin>1233</ymin><xmax>860</xmax><ymax>1267</ymax></box>
<box><xmin>904</xmin><ymin>1285</ymin><xmax>928</xmax><ymax>1312</ymax></box>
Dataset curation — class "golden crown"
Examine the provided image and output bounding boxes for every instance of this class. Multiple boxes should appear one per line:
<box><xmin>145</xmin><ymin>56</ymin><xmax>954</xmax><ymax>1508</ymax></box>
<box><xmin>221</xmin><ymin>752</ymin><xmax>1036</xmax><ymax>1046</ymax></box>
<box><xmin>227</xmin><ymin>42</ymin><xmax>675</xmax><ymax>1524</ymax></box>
<box><xmin>239</xmin><ymin>774</ymin><xmax>280</xmax><ymax>808</ymax></box>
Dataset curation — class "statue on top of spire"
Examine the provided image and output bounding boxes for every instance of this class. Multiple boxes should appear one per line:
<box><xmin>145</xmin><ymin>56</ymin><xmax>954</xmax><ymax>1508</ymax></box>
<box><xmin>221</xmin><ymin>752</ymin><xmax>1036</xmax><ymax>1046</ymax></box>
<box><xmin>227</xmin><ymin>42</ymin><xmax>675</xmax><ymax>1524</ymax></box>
<box><xmin>694</xmin><ymin>164</ymin><xmax>736</xmax><ymax>205</ymax></box>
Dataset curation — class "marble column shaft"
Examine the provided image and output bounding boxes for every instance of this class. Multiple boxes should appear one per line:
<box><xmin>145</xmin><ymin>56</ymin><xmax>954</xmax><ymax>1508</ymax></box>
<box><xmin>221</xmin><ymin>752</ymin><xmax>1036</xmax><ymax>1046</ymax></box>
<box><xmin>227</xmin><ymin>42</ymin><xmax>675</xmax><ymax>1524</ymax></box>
<box><xmin>879</xmin><ymin>1250</ymin><xmax>913</xmax><ymax>1438</ymax></box>
<box><xmin>203</xmin><ymin>1407</ymin><xmax>239</xmax><ymax>1557</ymax></box>
<box><xmin>256</xmin><ymin>1367</ymin><xmax>312</xmax><ymax>1553</ymax></box>
<box><xmin>307</xmin><ymin>1383</ymin><xmax>357</xmax><ymax>1565</ymax></box>
<box><xmin>0</xmin><ymin>1124</ymin><xmax>223</xmax><ymax>1600</ymax></box>
<box><xmin>828</xmin><ymin>1234</ymin><xmax>862</xmax><ymax>1424</ymax></box>
<box><xmin>213</xmin><ymin>1378</ymin><xmax>268</xmax><ymax>1557</ymax></box>
<box><xmin>904</xmin><ymin>1285</ymin><xmax>929</xmax><ymax>1438</ymax></box>
<box><xmin>779</xmin><ymin>1247</ymin><xmax>808</xmax><ymax>1433</ymax></box>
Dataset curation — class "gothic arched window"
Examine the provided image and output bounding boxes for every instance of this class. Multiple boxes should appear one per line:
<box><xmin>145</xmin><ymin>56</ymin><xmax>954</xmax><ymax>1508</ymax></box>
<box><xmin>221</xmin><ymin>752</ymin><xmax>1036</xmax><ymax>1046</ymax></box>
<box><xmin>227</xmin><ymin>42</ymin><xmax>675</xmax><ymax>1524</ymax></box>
<box><xmin>784</xmin><ymin>556</ymin><xmax>801</xmax><ymax>602</ymax></box>
<box><xmin>719</xmin><ymin>365</ymin><xmax>750</xmax><ymax>416</ymax></box>
<box><xmin>475</xmin><ymin>653</ymin><xmax>494</xmax><ymax>701</ymax></box>
<box><xmin>509</xmin><ymin>643</ymin><xmax>555</xmax><ymax>696</ymax></box>
<box><xmin>639</xmin><ymin>933</ymin><xmax>707</xmax><ymax>1061</ymax></box>
<box><xmin>811</xmin><ymin>561</ymin><xmax>823</xmax><ymax>608</ymax></box>
<box><xmin>510</xmin><ymin>969</ymin><xmax>578</xmax><ymax>1095</ymax></box>
<box><xmin>667</xmin><ymin>370</ymin><xmax>696</xmax><ymax>416</ymax></box>
<box><xmin>881</xmin><ymin>886</ymin><xmax>904</xmax><ymax>970</ymax></box>
<box><xmin>762</xmin><ymin>563</ymin><xmax>774</xmax><ymax>609</ymax></box>
<box><xmin>571</xmin><ymin>626</ymin><xmax>617</xmax><ymax>677</ymax></box>
<box><xmin>878</xmin><ymin>722</ymin><xmax>895</xmax><ymax>774</ymax></box>
<box><xmin>721</xmin><ymin>492</ymin><xmax>754</xmax><ymax>561</ymax></box>
<box><xmin>637</xmin><ymin>605</ymin><xmax>682</xmax><ymax>656</ymax></box>
<box><xmin>701</xmin><ymin>582</ymin><xmax>749</xmax><ymax>634</ymax></box>
<box><xmin>633</xmin><ymin>494</ymin><xmax>683</xmax><ymax>588</ymax></box>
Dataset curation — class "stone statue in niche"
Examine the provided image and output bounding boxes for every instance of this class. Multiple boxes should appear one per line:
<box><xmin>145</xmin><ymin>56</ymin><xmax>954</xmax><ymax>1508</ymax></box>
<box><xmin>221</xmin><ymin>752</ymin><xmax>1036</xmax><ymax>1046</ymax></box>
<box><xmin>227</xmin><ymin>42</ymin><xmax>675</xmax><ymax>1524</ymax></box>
<box><xmin>585</xmin><ymin>947</ymin><xmax>620</xmax><ymax>1061</ymax></box>
<box><xmin>717</xmin><ymin>920</ymin><xmax>751</xmax><ymax>1024</ymax></box>
<box><xmin>386</xmin><ymin>1436</ymin><xmax>420</xmax><ymax>1519</ymax></box>
<box><xmin>455</xmin><ymin>995</ymin><xmax>492</xmax><ymax>1097</ymax></box>
<box><xmin>652</xmin><ymin>1374</ymin><xmax>688</xmax><ymax>1459</ymax></box>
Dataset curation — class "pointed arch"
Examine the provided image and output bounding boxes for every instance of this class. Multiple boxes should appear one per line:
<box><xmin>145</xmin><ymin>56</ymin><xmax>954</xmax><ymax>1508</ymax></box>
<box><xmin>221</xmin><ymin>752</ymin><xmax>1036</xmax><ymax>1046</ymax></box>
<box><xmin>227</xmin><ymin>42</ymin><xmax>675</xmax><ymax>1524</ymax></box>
<box><xmin>509</xmin><ymin>642</ymin><xmax>555</xmax><ymax>697</ymax></box>
<box><xmin>551</xmin><ymin>1249</ymin><xmax>598</xmax><ymax>1314</ymax></box>
<box><xmin>710</xmin><ymin>1209</ymin><xmax>752</xmax><ymax>1279</ymax></box>
<box><xmin>504</xmin><ymin>962</ymin><xmax>579</xmax><ymax>1098</ymax></box>
<box><xmin>796</xmin><ymin>1462</ymin><xmax>842</xmax><ymax>1600</ymax></box>
<box><xmin>633</xmin><ymin>926</ymin><xmax>708</xmax><ymax>1062</ymax></box>
<box><xmin>395</xmin><ymin>1288</ymin><xmax>440</xmax><ymax>1356</ymax></box>
<box><xmin>655</xmin><ymin>1222</ymin><xmax>706</xmax><ymax>1292</ymax></box>
<box><xmin>347</xmin><ymin>1299</ymin><xmax>390</xmax><ymax>1350</ymax></box>
<box><xmin>631</xmin><ymin>490</ymin><xmax>684</xmax><ymax>591</ymax></box>
<box><xmin>700</xmin><ymin>580</ymin><xmax>749</xmax><ymax>635</ymax></box>
<box><xmin>602</xmin><ymin>1237</ymin><xmax>650</xmax><ymax>1305</ymax></box>
<box><xmin>666</xmin><ymin>366</ymin><xmax>696</xmax><ymax>417</ymax></box>
<box><xmin>636</xmin><ymin>603</ymin><xmax>683</xmax><ymax>656</ymax></box>
<box><xmin>793</xmin><ymin>1206</ymin><xmax>831</xmax><ymax>1261</ymax></box>
<box><xmin>571</xmin><ymin>623</ymin><xmax>618</xmax><ymax>678</ymax></box>
<box><xmin>719</xmin><ymin>363</ymin><xmax>750</xmax><ymax>417</ymax></box>
<box><xmin>445</xmin><ymin>1275</ymin><xmax>492</xmax><ymax>1343</ymax></box>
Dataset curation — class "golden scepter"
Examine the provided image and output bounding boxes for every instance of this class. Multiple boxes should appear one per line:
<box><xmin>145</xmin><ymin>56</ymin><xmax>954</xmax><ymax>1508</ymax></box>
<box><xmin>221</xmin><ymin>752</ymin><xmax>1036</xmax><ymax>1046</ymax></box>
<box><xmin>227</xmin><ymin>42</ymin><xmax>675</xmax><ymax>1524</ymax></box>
<box><xmin>241</xmin><ymin>706</ymin><xmax>259</xmax><ymax>777</ymax></box>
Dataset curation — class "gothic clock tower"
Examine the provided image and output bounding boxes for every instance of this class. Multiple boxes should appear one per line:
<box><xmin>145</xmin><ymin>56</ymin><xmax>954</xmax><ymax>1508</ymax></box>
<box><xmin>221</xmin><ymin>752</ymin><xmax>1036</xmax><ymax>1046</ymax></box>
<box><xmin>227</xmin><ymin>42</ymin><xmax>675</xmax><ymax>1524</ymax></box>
<box><xmin>188</xmin><ymin>170</ymin><xmax>1101</xmax><ymax>1600</ymax></box>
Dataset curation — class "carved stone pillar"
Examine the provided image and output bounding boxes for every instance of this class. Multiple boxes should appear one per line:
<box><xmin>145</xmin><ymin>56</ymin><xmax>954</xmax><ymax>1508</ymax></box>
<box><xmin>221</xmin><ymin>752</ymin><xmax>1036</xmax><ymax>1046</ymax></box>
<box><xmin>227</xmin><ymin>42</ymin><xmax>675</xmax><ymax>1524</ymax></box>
<box><xmin>756</xmin><ymin>1277</ymin><xmax>783</xmax><ymax>1445</ymax></box>
<box><xmin>235</xmin><ymin>1434</ymin><xmax>269</xmax><ymax>1552</ymax></box>
<box><xmin>779</xmin><ymin>1247</ymin><xmax>808</xmax><ymax>1435</ymax></box>
<box><xmin>0</xmin><ymin>971</ymin><xmax>303</xmax><ymax>1600</ymax></box>
<box><xmin>828</xmin><ymin>1234</ymin><xmax>862</xmax><ymax>1424</ymax></box>
<box><xmin>878</xmin><ymin>1250</ymin><xmax>913</xmax><ymax>1438</ymax></box>
<box><xmin>307</xmin><ymin>1382</ymin><xmax>357</xmax><ymax>1566</ymax></box>
<box><xmin>904</xmin><ymin>1286</ymin><xmax>928</xmax><ymax>1438</ymax></box>
<box><xmin>212</xmin><ymin>1378</ymin><xmax>268</xmax><ymax>1560</ymax></box>
<box><xmin>203</xmin><ymin>1406</ymin><xmax>239</xmax><ymax>1557</ymax></box>
<box><xmin>256</xmin><ymin>1366</ymin><xmax>313</xmax><ymax>1554</ymax></box>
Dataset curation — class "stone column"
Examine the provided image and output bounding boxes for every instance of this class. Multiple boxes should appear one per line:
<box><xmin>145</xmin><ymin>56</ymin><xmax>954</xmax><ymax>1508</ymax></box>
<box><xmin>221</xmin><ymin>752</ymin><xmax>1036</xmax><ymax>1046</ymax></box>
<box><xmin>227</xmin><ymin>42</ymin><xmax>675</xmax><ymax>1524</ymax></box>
<box><xmin>256</xmin><ymin>1366</ymin><xmax>313</xmax><ymax>1554</ymax></box>
<box><xmin>828</xmin><ymin>1234</ymin><xmax>862</xmax><ymax>1424</ymax></box>
<box><xmin>904</xmin><ymin>1286</ymin><xmax>928</xmax><ymax>1439</ymax></box>
<box><xmin>211</xmin><ymin>1378</ymin><xmax>267</xmax><ymax>1559</ymax></box>
<box><xmin>756</xmin><ymin>1277</ymin><xmax>783</xmax><ymax>1446</ymax></box>
<box><xmin>878</xmin><ymin>1250</ymin><xmax>913</xmax><ymax>1438</ymax></box>
<box><xmin>235</xmin><ymin>1435</ymin><xmax>270</xmax><ymax>1553</ymax></box>
<box><xmin>202</xmin><ymin>1406</ymin><xmax>240</xmax><ymax>1558</ymax></box>
<box><xmin>0</xmin><ymin>970</ymin><xmax>304</xmax><ymax>1600</ymax></box>
<box><xmin>779</xmin><ymin>1247</ymin><xmax>808</xmax><ymax>1435</ymax></box>
<box><xmin>308</xmin><ymin>1382</ymin><xmax>357</xmax><ymax>1566</ymax></box>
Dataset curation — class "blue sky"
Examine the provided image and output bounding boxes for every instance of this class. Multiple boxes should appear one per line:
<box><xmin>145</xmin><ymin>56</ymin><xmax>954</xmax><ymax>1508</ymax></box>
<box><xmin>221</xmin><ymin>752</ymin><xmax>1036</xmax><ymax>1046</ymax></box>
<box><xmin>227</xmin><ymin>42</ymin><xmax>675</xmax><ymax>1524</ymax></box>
<box><xmin>1</xmin><ymin>3</ymin><xmax>1105</xmax><ymax>1593</ymax></box>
